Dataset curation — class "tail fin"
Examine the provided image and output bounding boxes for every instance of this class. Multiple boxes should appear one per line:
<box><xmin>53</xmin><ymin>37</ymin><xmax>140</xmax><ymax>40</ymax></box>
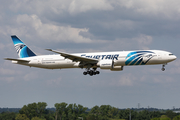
<box><xmin>11</xmin><ymin>35</ymin><xmax>36</xmax><ymax>58</ymax></box>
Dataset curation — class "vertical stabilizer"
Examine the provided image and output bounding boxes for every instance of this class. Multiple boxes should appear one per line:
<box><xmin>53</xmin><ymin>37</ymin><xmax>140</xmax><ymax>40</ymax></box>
<box><xmin>11</xmin><ymin>35</ymin><xmax>36</xmax><ymax>58</ymax></box>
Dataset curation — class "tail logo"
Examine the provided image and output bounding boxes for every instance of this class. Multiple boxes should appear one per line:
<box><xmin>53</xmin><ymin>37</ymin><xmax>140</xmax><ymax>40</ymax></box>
<box><xmin>11</xmin><ymin>35</ymin><xmax>36</xmax><ymax>58</ymax></box>
<box><xmin>15</xmin><ymin>44</ymin><xmax>26</xmax><ymax>55</ymax></box>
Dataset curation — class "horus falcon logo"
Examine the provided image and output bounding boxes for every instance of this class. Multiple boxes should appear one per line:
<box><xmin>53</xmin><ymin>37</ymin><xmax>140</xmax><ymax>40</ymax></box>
<box><xmin>125</xmin><ymin>51</ymin><xmax>155</xmax><ymax>65</ymax></box>
<box><xmin>15</xmin><ymin>44</ymin><xmax>26</xmax><ymax>54</ymax></box>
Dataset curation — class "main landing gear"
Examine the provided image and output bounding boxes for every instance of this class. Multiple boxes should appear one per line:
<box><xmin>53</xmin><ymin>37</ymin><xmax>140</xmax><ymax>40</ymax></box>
<box><xmin>83</xmin><ymin>70</ymin><xmax>100</xmax><ymax>76</ymax></box>
<box><xmin>83</xmin><ymin>68</ymin><xmax>100</xmax><ymax>76</ymax></box>
<box><xmin>161</xmin><ymin>64</ymin><xmax>166</xmax><ymax>71</ymax></box>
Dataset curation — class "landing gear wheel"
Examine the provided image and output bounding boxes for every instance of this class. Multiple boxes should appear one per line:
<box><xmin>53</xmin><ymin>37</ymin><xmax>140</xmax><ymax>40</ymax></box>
<box><xmin>93</xmin><ymin>72</ymin><xmax>96</xmax><ymax>75</ymax></box>
<box><xmin>96</xmin><ymin>71</ymin><xmax>100</xmax><ymax>74</ymax></box>
<box><xmin>83</xmin><ymin>72</ymin><xmax>87</xmax><ymax>75</ymax></box>
<box><xmin>83</xmin><ymin>68</ymin><xmax>100</xmax><ymax>76</ymax></box>
<box><xmin>89</xmin><ymin>70</ymin><xmax>93</xmax><ymax>76</ymax></box>
<box><xmin>161</xmin><ymin>64</ymin><xmax>166</xmax><ymax>71</ymax></box>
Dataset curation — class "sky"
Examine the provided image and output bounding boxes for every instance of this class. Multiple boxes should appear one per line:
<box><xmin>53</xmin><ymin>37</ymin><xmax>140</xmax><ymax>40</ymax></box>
<box><xmin>1</xmin><ymin>0</ymin><xmax>180</xmax><ymax>109</ymax></box>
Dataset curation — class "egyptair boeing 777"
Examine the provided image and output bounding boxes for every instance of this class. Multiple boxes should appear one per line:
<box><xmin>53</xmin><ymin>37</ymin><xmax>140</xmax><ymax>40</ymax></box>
<box><xmin>4</xmin><ymin>35</ymin><xmax>177</xmax><ymax>76</ymax></box>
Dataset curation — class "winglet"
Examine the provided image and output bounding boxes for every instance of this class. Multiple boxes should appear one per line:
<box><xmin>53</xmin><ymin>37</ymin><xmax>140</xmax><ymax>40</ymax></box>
<box><xmin>45</xmin><ymin>49</ymin><xmax>52</xmax><ymax>51</ymax></box>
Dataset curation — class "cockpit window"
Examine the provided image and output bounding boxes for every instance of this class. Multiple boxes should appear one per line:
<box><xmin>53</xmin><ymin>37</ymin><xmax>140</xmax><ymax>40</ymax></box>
<box><xmin>169</xmin><ymin>54</ymin><xmax>174</xmax><ymax>56</ymax></box>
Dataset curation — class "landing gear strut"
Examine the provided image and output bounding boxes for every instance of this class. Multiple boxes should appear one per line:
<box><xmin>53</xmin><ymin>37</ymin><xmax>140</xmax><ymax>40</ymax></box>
<box><xmin>161</xmin><ymin>64</ymin><xmax>166</xmax><ymax>71</ymax></box>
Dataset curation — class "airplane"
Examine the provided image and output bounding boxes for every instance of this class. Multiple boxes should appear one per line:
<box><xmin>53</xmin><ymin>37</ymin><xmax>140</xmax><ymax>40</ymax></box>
<box><xmin>4</xmin><ymin>35</ymin><xmax>177</xmax><ymax>76</ymax></box>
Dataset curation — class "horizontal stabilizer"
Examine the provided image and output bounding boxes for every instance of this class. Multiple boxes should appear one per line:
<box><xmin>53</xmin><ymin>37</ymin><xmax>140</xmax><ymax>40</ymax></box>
<box><xmin>4</xmin><ymin>58</ymin><xmax>30</xmax><ymax>62</ymax></box>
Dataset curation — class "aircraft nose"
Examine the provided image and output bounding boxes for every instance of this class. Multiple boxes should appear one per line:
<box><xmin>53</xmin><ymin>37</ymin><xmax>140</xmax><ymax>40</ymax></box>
<box><xmin>167</xmin><ymin>54</ymin><xmax>177</xmax><ymax>62</ymax></box>
<box><xmin>173</xmin><ymin>55</ymin><xmax>177</xmax><ymax>60</ymax></box>
<box><xmin>170</xmin><ymin>55</ymin><xmax>177</xmax><ymax>61</ymax></box>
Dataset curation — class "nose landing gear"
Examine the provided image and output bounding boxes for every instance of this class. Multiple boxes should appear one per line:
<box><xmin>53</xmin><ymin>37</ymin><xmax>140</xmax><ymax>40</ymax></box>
<box><xmin>161</xmin><ymin>64</ymin><xmax>166</xmax><ymax>71</ymax></box>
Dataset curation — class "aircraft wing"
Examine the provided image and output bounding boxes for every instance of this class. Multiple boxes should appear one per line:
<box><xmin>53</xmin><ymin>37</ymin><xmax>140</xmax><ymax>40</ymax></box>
<box><xmin>46</xmin><ymin>49</ymin><xmax>98</xmax><ymax>63</ymax></box>
<box><xmin>4</xmin><ymin>58</ymin><xmax>30</xmax><ymax>62</ymax></box>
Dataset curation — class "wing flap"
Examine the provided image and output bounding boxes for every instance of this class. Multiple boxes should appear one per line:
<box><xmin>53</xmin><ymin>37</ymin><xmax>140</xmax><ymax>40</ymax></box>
<box><xmin>4</xmin><ymin>58</ymin><xmax>30</xmax><ymax>62</ymax></box>
<box><xmin>46</xmin><ymin>49</ymin><xmax>98</xmax><ymax>63</ymax></box>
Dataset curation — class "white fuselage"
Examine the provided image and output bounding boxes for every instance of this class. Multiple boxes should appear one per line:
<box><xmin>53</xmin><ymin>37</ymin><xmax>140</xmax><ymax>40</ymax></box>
<box><xmin>12</xmin><ymin>50</ymin><xmax>177</xmax><ymax>70</ymax></box>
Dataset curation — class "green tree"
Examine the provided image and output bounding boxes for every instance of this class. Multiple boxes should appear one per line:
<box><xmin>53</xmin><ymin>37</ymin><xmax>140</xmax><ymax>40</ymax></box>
<box><xmin>90</xmin><ymin>105</ymin><xmax>99</xmax><ymax>120</ymax></box>
<box><xmin>31</xmin><ymin>116</ymin><xmax>46</xmax><ymax>120</ymax></box>
<box><xmin>151</xmin><ymin>118</ymin><xmax>160</xmax><ymax>120</ymax></box>
<box><xmin>66</xmin><ymin>103</ymin><xmax>87</xmax><ymax>120</ymax></box>
<box><xmin>62</xmin><ymin>111</ymin><xmax>66</xmax><ymax>120</ymax></box>
<box><xmin>166</xmin><ymin>110</ymin><xmax>176</xmax><ymax>120</ymax></box>
<box><xmin>96</xmin><ymin>105</ymin><xmax>116</xmax><ymax>120</ymax></box>
<box><xmin>137</xmin><ymin>110</ymin><xmax>151</xmax><ymax>120</ymax></box>
<box><xmin>109</xmin><ymin>107</ymin><xmax>119</xmax><ymax>119</ymax></box>
<box><xmin>54</xmin><ymin>102</ymin><xmax>68</xmax><ymax>120</ymax></box>
<box><xmin>15</xmin><ymin>114</ymin><xmax>30</xmax><ymax>120</ymax></box>
<box><xmin>37</xmin><ymin>102</ymin><xmax>47</xmax><ymax>118</ymax></box>
<box><xmin>150</xmin><ymin>111</ymin><xmax>161</xmax><ymax>119</ymax></box>
<box><xmin>67</xmin><ymin>104</ymin><xmax>75</xmax><ymax>120</ymax></box>
<box><xmin>90</xmin><ymin>105</ymin><xmax>99</xmax><ymax>115</ymax></box>
<box><xmin>0</xmin><ymin>112</ymin><xmax>16</xmax><ymax>120</ymax></box>
<box><xmin>160</xmin><ymin>115</ymin><xmax>171</xmax><ymax>120</ymax></box>
<box><xmin>118</xmin><ymin>109</ymin><xmax>129</xmax><ymax>120</ymax></box>
<box><xmin>19</xmin><ymin>102</ymin><xmax>48</xmax><ymax>119</ymax></box>
<box><xmin>76</xmin><ymin>104</ymin><xmax>87</xmax><ymax>117</ymax></box>
<box><xmin>19</xmin><ymin>103</ymin><xmax>38</xmax><ymax>119</ymax></box>
<box><xmin>86</xmin><ymin>114</ymin><xmax>96</xmax><ymax>120</ymax></box>
<box><xmin>173</xmin><ymin>115</ymin><xmax>180</xmax><ymax>120</ymax></box>
<box><xmin>43</xmin><ymin>109</ymin><xmax>55</xmax><ymax>120</ymax></box>
<box><xmin>99</xmin><ymin>105</ymin><xmax>109</xmax><ymax>116</ymax></box>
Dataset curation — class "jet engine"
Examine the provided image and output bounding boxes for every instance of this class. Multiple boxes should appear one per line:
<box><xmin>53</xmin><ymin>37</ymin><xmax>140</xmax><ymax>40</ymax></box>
<box><xmin>111</xmin><ymin>66</ymin><xmax>123</xmax><ymax>71</ymax></box>
<box><xmin>97</xmin><ymin>60</ymin><xmax>123</xmax><ymax>71</ymax></box>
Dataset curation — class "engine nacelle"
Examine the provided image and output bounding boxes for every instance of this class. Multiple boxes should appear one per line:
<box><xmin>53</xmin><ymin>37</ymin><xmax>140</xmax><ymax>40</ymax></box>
<box><xmin>110</xmin><ymin>66</ymin><xmax>123</xmax><ymax>71</ymax></box>
<box><xmin>97</xmin><ymin>60</ymin><xmax>123</xmax><ymax>71</ymax></box>
<box><xmin>98</xmin><ymin>60</ymin><xmax>113</xmax><ymax>69</ymax></box>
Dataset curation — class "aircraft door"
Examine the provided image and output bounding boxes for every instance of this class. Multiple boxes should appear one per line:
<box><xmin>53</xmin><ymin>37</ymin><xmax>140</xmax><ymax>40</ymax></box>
<box><xmin>38</xmin><ymin>58</ymin><xmax>42</xmax><ymax>64</ymax></box>
<box><xmin>158</xmin><ymin>54</ymin><xmax>162</xmax><ymax>59</ymax></box>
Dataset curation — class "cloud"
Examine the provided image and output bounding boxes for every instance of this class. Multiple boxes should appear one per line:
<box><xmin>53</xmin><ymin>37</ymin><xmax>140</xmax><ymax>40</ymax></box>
<box><xmin>9</xmin><ymin>0</ymin><xmax>180</xmax><ymax>20</ymax></box>
<box><xmin>169</xmin><ymin>59</ymin><xmax>180</xmax><ymax>74</ymax></box>
<box><xmin>103</xmin><ymin>34</ymin><xmax>153</xmax><ymax>51</ymax></box>
<box><xmin>23</xmin><ymin>71</ymin><xmax>39</xmax><ymax>81</ymax></box>
<box><xmin>148</xmin><ymin>68</ymin><xmax>162</xmax><ymax>74</ymax></box>
<box><xmin>8</xmin><ymin>0</ymin><xmax>113</xmax><ymax>15</ymax></box>
<box><xmin>0</xmin><ymin>67</ymin><xmax>19</xmax><ymax>83</ymax></box>
<box><xmin>133</xmin><ymin>34</ymin><xmax>152</xmax><ymax>45</ymax></box>
<box><xmin>117</xmin><ymin>73</ymin><xmax>134</xmax><ymax>86</ymax></box>
<box><xmin>46</xmin><ymin>77</ymin><xmax>62</xmax><ymax>87</ymax></box>
<box><xmin>99</xmin><ymin>19</ymin><xmax>136</xmax><ymax>30</ymax></box>
<box><xmin>132</xmin><ymin>34</ymin><xmax>153</xmax><ymax>49</ymax></box>
<box><xmin>89</xmin><ymin>73</ymin><xmax>134</xmax><ymax>87</ymax></box>
<box><xmin>2</xmin><ymin>0</ymin><xmax>180</xmax><ymax>45</ymax></box>
<box><xmin>153</xmin><ymin>75</ymin><xmax>174</xmax><ymax>84</ymax></box>
<box><xmin>0</xmin><ymin>43</ymin><xmax>5</xmax><ymax>50</ymax></box>
<box><xmin>0</xmin><ymin>68</ymin><xmax>21</xmax><ymax>75</ymax></box>
<box><xmin>0</xmin><ymin>77</ymin><xmax>14</xmax><ymax>83</ymax></box>
<box><xmin>68</xmin><ymin>0</ymin><xmax>113</xmax><ymax>14</ymax></box>
<box><xmin>3</xmin><ymin>14</ymin><xmax>101</xmax><ymax>43</ymax></box>
<box><xmin>113</xmin><ymin>0</ymin><xmax>180</xmax><ymax>19</ymax></box>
